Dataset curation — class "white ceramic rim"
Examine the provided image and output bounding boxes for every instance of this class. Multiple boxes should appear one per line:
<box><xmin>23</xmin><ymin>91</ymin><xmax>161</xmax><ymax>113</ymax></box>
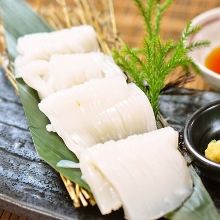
<box><xmin>190</xmin><ymin>7</ymin><xmax>220</xmax><ymax>81</ymax></box>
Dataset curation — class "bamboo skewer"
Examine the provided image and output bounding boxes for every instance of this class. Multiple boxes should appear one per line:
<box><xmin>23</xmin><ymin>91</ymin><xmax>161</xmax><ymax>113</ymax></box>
<box><xmin>108</xmin><ymin>0</ymin><xmax>117</xmax><ymax>39</ymax></box>
<box><xmin>56</xmin><ymin>0</ymin><xmax>72</xmax><ymax>27</ymax></box>
<box><xmin>60</xmin><ymin>175</ymin><xmax>81</xmax><ymax>207</ymax></box>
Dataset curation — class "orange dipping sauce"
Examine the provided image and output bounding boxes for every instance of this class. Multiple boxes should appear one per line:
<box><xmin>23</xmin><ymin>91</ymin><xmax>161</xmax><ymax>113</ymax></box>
<box><xmin>205</xmin><ymin>47</ymin><xmax>220</xmax><ymax>74</ymax></box>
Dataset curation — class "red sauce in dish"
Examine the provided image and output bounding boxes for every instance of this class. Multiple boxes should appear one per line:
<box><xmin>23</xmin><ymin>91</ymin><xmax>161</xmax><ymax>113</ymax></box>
<box><xmin>205</xmin><ymin>47</ymin><xmax>220</xmax><ymax>74</ymax></box>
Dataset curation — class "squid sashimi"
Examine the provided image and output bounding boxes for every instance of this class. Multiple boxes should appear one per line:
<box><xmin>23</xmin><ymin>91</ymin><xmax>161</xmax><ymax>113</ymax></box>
<box><xmin>15</xmin><ymin>25</ymin><xmax>99</xmax><ymax>73</ymax></box>
<box><xmin>38</xmin><ymin>77</ymin><xmax>156</xmax><ymax>157</ymax></box>
<box><xmin>80</xmin><ymin>127</ymin><xmax>193</xmax><ymax>220</ymax></box>
<box><xmin>18</xmin><ymin>52</ymin><xmax>125</xmax><ymax>99</ymax></box>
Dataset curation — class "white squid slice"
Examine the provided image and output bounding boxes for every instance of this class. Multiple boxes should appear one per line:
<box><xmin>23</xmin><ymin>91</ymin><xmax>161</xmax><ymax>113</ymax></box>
<box><xmin>17</xmin><ymin>52</ymin><xmax>125</xmax><ymax>99</ymax></box>
<box><xmin>80</xmin><ymin>127</ymin><xmax>193</xmax><ymax>220</ymax></box>
<box><xmin>48</xmin><ymin>52</ymin><xmax>125</xmax><ymax>91</ymax></box>
<box><xmin>17</xmin><ymin>60</ymin><xmax>52</xmax><ymax>99</ymax></box>
<box><xmin>15</xmin><ymin>25</ymin><xmax>99</xmax><ymax>72</ymax></box>
<box><xmin>38</xmin><ymin>77</ymin><xmax>156</xmax><ymax>157</ymax></box>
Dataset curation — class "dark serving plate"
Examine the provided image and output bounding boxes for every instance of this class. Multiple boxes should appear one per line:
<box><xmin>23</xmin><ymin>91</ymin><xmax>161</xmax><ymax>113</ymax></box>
<box><xmin>184</xmin><ymin>100</ymin><xmax>220</xmax><ymax>181</ymax></box>
<box><xmin>0</xmin><ymin>70</ymin><xmax>220</xmax><ymax>219</ymax></box>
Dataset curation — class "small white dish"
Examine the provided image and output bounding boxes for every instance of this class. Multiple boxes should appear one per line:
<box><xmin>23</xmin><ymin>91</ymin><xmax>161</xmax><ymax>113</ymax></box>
<box><xmin>189</xmin><ymin>7</ymin><xmax>220</xmax><ymax>91</ymax></box>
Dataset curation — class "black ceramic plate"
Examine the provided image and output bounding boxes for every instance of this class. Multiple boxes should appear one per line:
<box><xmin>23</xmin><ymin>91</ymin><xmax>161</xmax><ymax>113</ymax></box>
<box><xmin>160</xmin><ymin>88</ymin><xmax>220</xmax><ymax>209</ymax></box>
<box><xmin>0</xmin><ymin>70</ymin><xmax>220</xmax><ymax>219</ymax></box>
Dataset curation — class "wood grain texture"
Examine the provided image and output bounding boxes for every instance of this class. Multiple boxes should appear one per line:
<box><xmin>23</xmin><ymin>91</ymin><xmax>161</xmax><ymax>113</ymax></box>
<box><xmin>0</xmin><ymin>209</ymin><xmax>26</xmax><ymax>220</ymax></box>
<box><xmin>0</xmin><ymin>210</ymin><xmax>25</xmax><ymax>220</ymax></box>
<box><xmin>1</xmin><ymin>0</ymin><xmax>220</xmax><ymax>219</ymax></box>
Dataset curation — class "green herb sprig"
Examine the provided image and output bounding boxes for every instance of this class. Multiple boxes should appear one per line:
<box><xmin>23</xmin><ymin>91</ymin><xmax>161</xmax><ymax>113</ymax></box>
<box><xmin>113</xmin><ymin>0</ymin><xmax>209</xmax><ymax>117</ymax></box>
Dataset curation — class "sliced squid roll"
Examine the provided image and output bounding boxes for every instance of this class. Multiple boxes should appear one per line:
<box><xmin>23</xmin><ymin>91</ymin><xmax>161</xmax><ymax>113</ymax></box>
<box><xmin>17</xmin><ymin>52</ymin><xmax>125</xmax><ymax>99</ymax></box>
<box><xmin>91</xmin><ymin>83</ymin><xmax>156</xmax><ymax>141</ymax></box>
<box><xmin>47</xmin><ymin>52</ymin><xmax>125</xmax><ymax>91</ymax></box>
<box><xmin>38</xmin><ymin>77</ymin><xmax>156</xmax><ymax>157</ymax></box>
<box><xmin>17</xmin><ymin>60</ymin><xmax>52</xmax><ymax>99</ymax></box>
<box><xmin>15</xmin><ymin>25</ymin><xmax>99</xmax><ymax>72</ymax></box>
<box><xmin>80</xmin><ymin>127</ymin><xmax>193</xmax><ymax>220</ymax></box>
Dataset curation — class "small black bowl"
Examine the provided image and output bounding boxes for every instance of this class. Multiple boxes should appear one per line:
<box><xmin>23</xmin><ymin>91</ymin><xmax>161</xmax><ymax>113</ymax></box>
<box><xmin>184</xmin><ymin>100</ymin><xmax>220</xmax><ymax>181</ymax></box>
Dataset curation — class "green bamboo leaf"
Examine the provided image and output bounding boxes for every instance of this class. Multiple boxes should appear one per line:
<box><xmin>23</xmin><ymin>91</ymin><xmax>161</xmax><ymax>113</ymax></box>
<box><xmin>17</xmin><ymin>78</ymin><xmax>89</xmax><ymax>190</ymax></box>
<box><xmin>0</xmin><ymin>0</ymin><xmax>89</xmax><ymax>191</ymax></box>
<box><xmin>0</xmin><ymin>0</ymin><xmax>52</xmax><ymax>60</ymax></box>
<box><xmin>167</xmin><ymin>167</ymin><xmax>220</xmax><ymax>220</ymax></box>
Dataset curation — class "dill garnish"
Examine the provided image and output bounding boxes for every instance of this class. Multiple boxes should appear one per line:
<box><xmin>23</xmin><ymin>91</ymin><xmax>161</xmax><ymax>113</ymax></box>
<box><xmin>113</xmin><ymin>0</ymin><xmax>209</xmax><ymax>117</ymax></box>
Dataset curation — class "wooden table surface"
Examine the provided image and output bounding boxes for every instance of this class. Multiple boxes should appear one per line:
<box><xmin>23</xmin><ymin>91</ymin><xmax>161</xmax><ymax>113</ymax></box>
<box><xmin>1</xmin><ymin>0</ymin><xmax>220</xmax><ymax>219</ymax></box>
